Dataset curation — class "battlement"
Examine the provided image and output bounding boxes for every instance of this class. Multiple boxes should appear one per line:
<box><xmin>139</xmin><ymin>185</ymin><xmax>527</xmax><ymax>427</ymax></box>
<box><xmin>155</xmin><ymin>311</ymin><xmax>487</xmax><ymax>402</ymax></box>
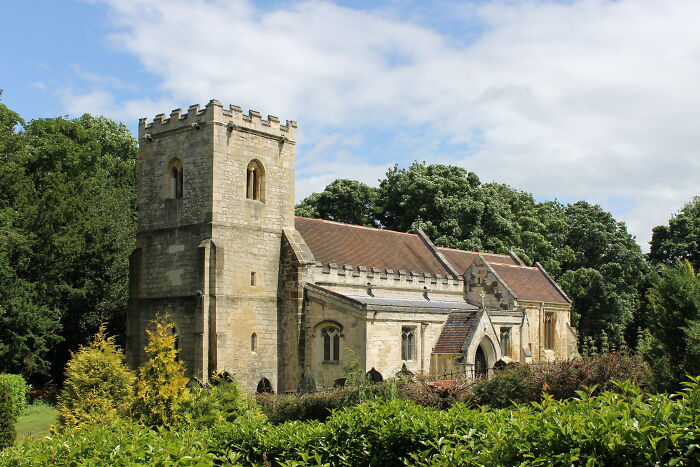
<box><xmin>311</xmin><ymin>262</ymin><xmax>465</xmax><ymax>294</ymax></box>
<box><xmin>138</xmin><ymin>99</ymin><xmax>297</xmax><ymax>141</ymax></box>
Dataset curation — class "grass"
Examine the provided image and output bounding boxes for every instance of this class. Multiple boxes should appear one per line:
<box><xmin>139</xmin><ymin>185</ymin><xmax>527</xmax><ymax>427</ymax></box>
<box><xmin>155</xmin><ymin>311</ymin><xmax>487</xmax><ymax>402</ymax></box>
<box><xmin>15</xmin><ymin>401</ymin><xmax>57</xmax><ymax>443</ymax></box>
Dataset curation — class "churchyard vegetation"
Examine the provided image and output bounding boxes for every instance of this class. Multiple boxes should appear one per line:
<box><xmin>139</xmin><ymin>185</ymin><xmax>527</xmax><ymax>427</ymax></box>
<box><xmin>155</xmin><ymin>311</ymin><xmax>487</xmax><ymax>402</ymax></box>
<box><xmin>0</xmin><ymin>319</ymin><xmax>696</xmax><ymax>464</ymax></box>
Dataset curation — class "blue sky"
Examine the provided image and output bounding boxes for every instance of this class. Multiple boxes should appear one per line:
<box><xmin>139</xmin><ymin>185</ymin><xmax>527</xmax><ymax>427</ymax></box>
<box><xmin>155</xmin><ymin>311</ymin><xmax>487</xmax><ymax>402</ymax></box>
<box><xmin>3</xmin><ymin>0</ymin><xmax>700</xmax><ymax>250</ymax></box>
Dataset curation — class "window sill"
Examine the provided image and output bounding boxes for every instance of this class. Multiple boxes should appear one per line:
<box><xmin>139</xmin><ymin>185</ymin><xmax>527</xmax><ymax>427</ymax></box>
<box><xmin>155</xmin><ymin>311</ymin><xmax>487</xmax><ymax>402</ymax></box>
<box><xmin>321</xmin><ymin>360</ymin><xmax>340</xmax><ymax>365</ymax></box>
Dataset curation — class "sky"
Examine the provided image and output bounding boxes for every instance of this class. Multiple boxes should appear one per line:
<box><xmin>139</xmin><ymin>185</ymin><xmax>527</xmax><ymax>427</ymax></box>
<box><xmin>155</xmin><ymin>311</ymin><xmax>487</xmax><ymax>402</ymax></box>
<box><xmin>2</xmin><ymin>0</ymin><xmax>699</xmax><ymax>251</ymax></box>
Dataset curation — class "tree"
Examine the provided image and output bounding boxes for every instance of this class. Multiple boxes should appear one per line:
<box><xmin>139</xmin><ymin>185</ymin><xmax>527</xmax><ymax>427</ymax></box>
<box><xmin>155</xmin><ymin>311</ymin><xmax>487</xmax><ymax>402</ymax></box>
<box><xmin>556</xmin><ymin>202</ymin><xmax>647</xmax><ymax>343</ymax></box>
<box><xmin>379</xmin><ymin>162</ymin><xmax>485</xmax><ymax>249</ymax></box>
<box><xmin>132</xmin><ymin>315</ymin><xmax>190</xmax><ymax>427</ymax></box>
<box><xmin>57</xmin><ymin>326</ymin><xmax>136</xmax><ymax>427</ymax></box>
<box><xmin>643</xmin><ymin>260</ymin><xmax>700</xmax><ymax>390</ymax></box>
<box><xmin>296</xmin><ymin>179</ymin><xmax>380</xmax><ymax>227</ymax></box>
<box><xmin>0</xmin><ymin>105</ymin><xmax>138</xmax><ymax>382</ymax></box>
<box><xmin>648</xmin><ymin>196</ymin><xmax>700</xmax><ymax>271</ymax></box>
<box><xmin>297</xmin><ymin>165</ymin><xmax>646</xmax><ymax>349</ymax></box>
<box><xmin>0</xmin><ymin>104</ymin><xmax>62</xmax><ymax>377</ymax></box>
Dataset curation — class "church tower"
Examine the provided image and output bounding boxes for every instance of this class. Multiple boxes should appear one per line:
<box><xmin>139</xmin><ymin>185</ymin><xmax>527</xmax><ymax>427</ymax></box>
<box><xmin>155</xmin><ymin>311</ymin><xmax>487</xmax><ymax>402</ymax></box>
<box><xmin>127</xmin><ymin>100</ymin><xmax>297</xmax><ymax>392</ymax></box>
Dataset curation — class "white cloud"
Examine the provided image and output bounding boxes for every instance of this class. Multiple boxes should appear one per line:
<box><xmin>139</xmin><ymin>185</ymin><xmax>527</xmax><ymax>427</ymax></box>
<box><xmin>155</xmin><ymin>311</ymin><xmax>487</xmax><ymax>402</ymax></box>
<box><xmin>77</xmin><ymin>0</ymin><xmax>700</xmax><ymax>249</ymax></box>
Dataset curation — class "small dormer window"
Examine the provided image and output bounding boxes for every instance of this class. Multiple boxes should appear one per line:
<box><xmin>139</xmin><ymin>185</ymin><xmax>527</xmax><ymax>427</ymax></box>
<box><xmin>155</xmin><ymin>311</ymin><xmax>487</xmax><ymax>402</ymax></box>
<box><xmin>246</xmin><ymin>160</ymin><xmax>264</xmax><ymax>201</ymax></box>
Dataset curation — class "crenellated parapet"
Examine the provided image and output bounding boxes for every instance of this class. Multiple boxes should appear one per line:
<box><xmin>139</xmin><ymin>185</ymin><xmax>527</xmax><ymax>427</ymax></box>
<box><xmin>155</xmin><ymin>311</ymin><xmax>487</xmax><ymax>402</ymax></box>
<box><xmin>139</xmin><ymin>99</ymin><xmax>297</xmax><ymax>143</ymax></box>
<box><xmin>310</xmin><ymin>262</ymin><xmax>465</xmax><ymax>295</ymax></box>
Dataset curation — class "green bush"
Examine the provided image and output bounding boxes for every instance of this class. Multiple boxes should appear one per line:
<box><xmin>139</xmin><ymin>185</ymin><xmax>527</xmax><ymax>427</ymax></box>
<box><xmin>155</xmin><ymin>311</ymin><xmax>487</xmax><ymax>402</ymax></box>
<box><xmin>0</xmin><ymin>417</ymin><xmax>232</xmax><ymax>465</ymax></box>
<box><xmin>0</xmin><ymin>374</ymin><xmax>27</xmax><ymax>449</ymax></box>
<box><xmin>469</xmin><ymin>352</ymin><xmax>652</xmax><ymax>408</ymax></box>
<box><xmin>0</xmin><ymin>374</ymin><xmax>28</xmax><ymax>418</ymax></box>
<box><xmin>0</xmin><ymin>388</ymin><xmax>17</xmax><ymax>449</ymax></box>
<box><xmin>256</xmin><ymin>380</ymin><xmax>402</xmax><ymax>423</ymax></box>
<box><xmin>180</xmin><ymin>374</ymin><xmax>263</xmax><ymax>427</ymax></box>
<box><xmin>56</xmin><ymin>326</ymin><xmax>135</xmax><ymax>427</ymax></box>
<box><xmin>2</xmin><ymin>377</ymin><xmax>698</xmax><ymax>465</ymax></box>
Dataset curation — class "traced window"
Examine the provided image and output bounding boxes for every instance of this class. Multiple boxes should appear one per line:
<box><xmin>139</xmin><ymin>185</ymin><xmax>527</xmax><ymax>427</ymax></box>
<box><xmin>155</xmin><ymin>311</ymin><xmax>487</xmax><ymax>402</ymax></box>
<box><xmin>251</xmin><ymin>332</ymin><xmax>257</xmax><ymax>352</ymax></box>
<box><xmin>500</xmin><ymin>327</ymin><xmax>512</xmax><ymax>358</ymax></box>
<box><xmin>322</xmin><ymin>326</ymin><xmax>341</xmax><ymax>362</ymax></box>
<box><xmin>246</xmin><ymin>160</ymin><xmax>264</xmax><ymax>201</ymax></box>
<box><xmin>544</xmin><ymin>312</ymin><xmax>556</xmax><ymax>350</ymax></box>
<box><xmin>401</xmin><ymin>326</ymin><xmax>416</xmax><ymax>361</ymax></box>
<box><xmin>250</xmin><ymin>271</ymin><xmax>256</xmax><ymax>287</ymax></box>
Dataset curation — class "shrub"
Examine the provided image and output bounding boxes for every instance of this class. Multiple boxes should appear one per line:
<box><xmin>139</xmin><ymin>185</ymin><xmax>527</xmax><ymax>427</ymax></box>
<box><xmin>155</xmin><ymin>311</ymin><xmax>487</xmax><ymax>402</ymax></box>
<box><xmin>1</xmin><ymin>378</ymin><xmax>698</xmax><ymax>465</ymax></box>
<box><xmin>180</xmin><ymin>374</ymin><xmax>263</xmax><ymax>427</ymax></box>
<box><xmin>469</xmin><ymin>352</ymin><xmax>652</xmax><ymax>408</ymax></box>
<box><xmin>56</xmin><ymin>326</ymin><xmax>135</xmax><ymax>427</ymax></box>
<box><xmin>0</xmin><ymin>387</ymin><xmax>17</xmax><ymax>449</ymax></box>
<box><xmin>0</xmin><ymin>374</ymin><xmax>28</xmax><ymax>417</ymax></box>
<box><xmin>132</xmin><ymin>314</ymin><xmax>190</xmax><ymax>427</ymax></box>
<box><xmin>0</xmin><ymin>417</ymin><xmax>229</xmax><ymax>465</ymax></box>
<box><xmin>256</xmin><ymin>380</ymin><xmax>403</xmax><ymax>423</ymax></box>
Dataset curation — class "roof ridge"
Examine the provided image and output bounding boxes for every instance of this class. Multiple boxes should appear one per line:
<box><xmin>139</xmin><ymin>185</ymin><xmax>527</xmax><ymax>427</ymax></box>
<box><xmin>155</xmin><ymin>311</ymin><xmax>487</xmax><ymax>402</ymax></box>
<box><xmin>294</xmin><ymin>216</ymin><xmax>419</xmax><ymax>238</ymax></box>
<box><xmin>489</xmin><ymin>261</ymin><xmax>538</xmax><ymax>270</ymax></box>
<box><xmin>437</xmin><ymin>245</ymin><xmax>512</xmax><ymax>257</ymax></box>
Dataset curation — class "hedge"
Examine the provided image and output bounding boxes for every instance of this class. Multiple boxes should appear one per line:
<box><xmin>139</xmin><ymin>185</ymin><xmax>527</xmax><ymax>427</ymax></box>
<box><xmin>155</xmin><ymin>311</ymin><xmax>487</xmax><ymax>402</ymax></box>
<box><xmin>2</xmin><ymin>377</ymin><xmax>698</xmax><ymax>465</ymax></box>
<box><xmin>0</xmin><ymin>374</ymin><xmax>27</xmax><ymax>449</ymax></box>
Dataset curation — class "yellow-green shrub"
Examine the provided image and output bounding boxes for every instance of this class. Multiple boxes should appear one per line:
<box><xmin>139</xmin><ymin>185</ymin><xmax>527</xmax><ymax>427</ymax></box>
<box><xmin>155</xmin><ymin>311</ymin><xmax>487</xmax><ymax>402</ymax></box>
<box><xmin>132</xmin><ymin>314</ymin><xmax>190</xmax><ymax>427</ymax></box>
<box><xmin>56</xmin><ymin>326</ymin><xmax>135</xmax><ymax>427</ymax></box>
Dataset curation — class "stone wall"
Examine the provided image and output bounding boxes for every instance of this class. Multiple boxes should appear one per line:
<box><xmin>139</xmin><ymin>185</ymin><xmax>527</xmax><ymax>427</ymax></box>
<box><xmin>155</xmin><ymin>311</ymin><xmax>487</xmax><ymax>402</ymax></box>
<box><xmin>129</xmin><ymin>101</ymin><xmax>297</xmax><ymax>393</ymax></box>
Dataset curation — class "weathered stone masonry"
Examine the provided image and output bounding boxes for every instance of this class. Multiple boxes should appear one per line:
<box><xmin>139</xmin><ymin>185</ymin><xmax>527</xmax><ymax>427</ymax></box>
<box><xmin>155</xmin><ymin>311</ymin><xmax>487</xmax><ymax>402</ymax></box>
<box><xmin>128</xmin><ymin>100</ymin><xmax>577</xmax><ymax>394</ymax></box>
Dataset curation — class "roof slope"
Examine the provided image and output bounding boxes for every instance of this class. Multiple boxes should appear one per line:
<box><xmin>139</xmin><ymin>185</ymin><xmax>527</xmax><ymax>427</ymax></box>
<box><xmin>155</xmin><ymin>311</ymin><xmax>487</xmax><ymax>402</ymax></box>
<box><xmin>490</xmin><ymin>262</ymin><xmax>570</xmax><ymax>304</ymax></box>
<box><xmin>295</xmin><ymin>217</ymin><xmax>450</xmax><ymax>276</ymax></box>
<box><xmin>433</xmin><ymin>311</ymin><xmax>480</xmax><ymax>353</ymax></box>
<box><xmin>438</xmin><ymin>247</ymin><xmax>516</xmax><ymax>273</ymax></box>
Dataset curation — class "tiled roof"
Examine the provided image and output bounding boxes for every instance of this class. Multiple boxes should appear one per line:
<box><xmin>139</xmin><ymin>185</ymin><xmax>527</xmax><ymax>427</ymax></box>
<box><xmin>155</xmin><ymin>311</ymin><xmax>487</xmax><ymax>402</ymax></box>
<box><xmin>433</xmin><ymin>311</ymin><xmax>480</xmax><ymax>353</ymax></box>
<box><xmin>438</xmin><ymin>247</ymin><xmax>516</xmax><ymax>273</ymax></box>
<box><xmin>295</xmin><ymin>217</ymin><xmax>451</xmax><ymax>276</ymax></box>
<box><xmin>490</xmin><ymin>262</ymin><xmax>570</xmax><ymax>304</ymax></box>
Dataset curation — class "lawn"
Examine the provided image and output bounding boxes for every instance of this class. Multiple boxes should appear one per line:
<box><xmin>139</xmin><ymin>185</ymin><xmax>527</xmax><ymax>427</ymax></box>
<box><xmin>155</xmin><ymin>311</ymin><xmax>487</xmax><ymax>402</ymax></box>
<box><xmin>15</xmin><ymin>402</ymin><xmax>57</xmax><ymax>443</ymax></box>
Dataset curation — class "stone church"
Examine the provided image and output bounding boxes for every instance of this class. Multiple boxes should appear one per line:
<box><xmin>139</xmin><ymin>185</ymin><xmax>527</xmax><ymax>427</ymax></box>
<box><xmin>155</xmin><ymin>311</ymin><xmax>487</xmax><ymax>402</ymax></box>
<box><xmin>126</xmin><ymin>100</ymin><xmax>578</xmax><ymax>393</ymax></box>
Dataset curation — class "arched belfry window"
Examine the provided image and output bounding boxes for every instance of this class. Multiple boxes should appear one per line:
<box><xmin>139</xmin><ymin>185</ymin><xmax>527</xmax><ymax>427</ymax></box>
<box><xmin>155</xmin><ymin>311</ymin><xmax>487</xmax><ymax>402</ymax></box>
<box><xmin>246</xmin><ymin>160</ymin><xmax>264</xmax><ymax>201</ymax></box>
<box><xmin>169</xmin><ymin>158</ymin><xmax>183</xmax><ymax>199</ymax></box>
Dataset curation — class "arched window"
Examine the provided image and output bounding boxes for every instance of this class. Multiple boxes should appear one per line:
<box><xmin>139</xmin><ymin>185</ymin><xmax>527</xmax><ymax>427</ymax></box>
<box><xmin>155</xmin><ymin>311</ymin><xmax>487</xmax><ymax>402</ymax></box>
<box><xmin>251</xmin><ymin>332</ymin><xmax>257</xmax><ymax>352</ymax></box>
<box><xmin>256</xmin><ymin>377</ymin><xmax>273</xmax><ymax>393</ymax></box>
<box><xmin>401</xmin><ymin>326</ymin><xmax>416</xmax><ymax>361</ymax></box>
<box><xmin>322</xmin><ymin>326</ymin><xmax>340</xmax><ymax>362</ymax></box>
<box><xmin>168</xmin><ymin>159</ymin><xmax>183</xmax><ymax>199</ymax></box>
<box><xmin>246</xmin><ymin>160</ymin><xmax>264</xmax><ymax>201</ymax></box>
<box><xmin>544</xmin><ymin>312</ymin><xmax>556</xmax><ymax>350</ymax></box>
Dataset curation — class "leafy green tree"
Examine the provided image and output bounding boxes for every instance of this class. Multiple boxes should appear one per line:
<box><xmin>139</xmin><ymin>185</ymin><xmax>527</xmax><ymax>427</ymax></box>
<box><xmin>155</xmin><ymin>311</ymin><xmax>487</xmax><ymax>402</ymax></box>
<box><xmin>57</xmin><ymin>326</ymin><xmax>135</xmax><ymax>427</ymax></box>
<box><xmin>0</xmin><ymin>104</ymin><xmax>62</xmax><ymax>377</ymax></box>
<box><xmin>297</xmin><ymin>164</ymin><xmax>646</xmax><ymax>348</ymax></box>
<box><xmin>295</xmin><ymin>179</ymin><xmax>380</xmax><ymax>227</ymax></box>
<box><xmin>643</xmin><ymin>260</ymin><xmax>700</xmax><ymax>390</ymax></box>
<box><xmin>379</xmin><ymin>162</ymin><xmax>485</xmax><ymax>249</ymax></box>
<box><xmin>0</xmin><ymin>104</ymin><xmax>138</xmax><ymax>381</ymax></box>
<box><xmin>132</xmin><ymin>314</ymin><xmax>190</xmax><ymax>427</ymax></box>
<box><xmin>648</xmin><ymin>196</ymin><xmax>700</xmax><ymax>271</ymax></box>
<box><xmin>556</xmin><ymin>202</ymin><xmax>647</xmax><ymax>343</ymax></box>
